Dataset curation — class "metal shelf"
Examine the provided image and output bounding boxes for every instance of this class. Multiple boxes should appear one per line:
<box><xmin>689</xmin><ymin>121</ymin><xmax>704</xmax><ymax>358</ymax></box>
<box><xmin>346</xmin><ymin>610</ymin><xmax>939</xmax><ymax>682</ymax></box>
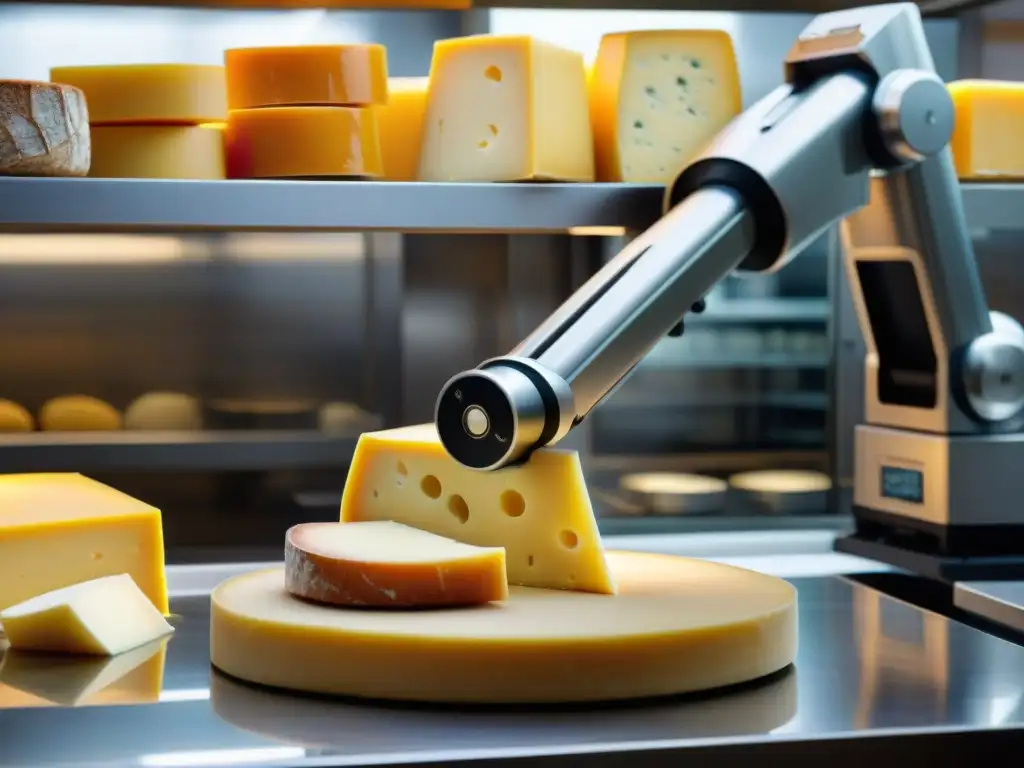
<box><xmin>0</xmin><ymin>178</ymin><xmax>663</xmax><ymax>234</ymax></box>
<box><xmin>962</xmin><ymin>183</ymin><xmax>1024</xmax><ymax>233</ymax></box>
<box><xmin>0</xmin><ymin>0</ymin><xmax>993</xmax><ymax>15</ymax></box>
<box><xmin>0</xmin><ymin>431</ymin><xmax>360</xmax><ymax>473</ymax></box>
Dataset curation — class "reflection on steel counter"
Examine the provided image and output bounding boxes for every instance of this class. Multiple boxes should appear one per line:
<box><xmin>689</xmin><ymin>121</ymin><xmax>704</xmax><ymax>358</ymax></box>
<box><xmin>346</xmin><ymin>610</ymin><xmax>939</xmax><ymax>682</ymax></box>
<box><xmin>1</xmin><ymin>573</ymin><xmax>1024</xmax><ymax>766</ymax></box>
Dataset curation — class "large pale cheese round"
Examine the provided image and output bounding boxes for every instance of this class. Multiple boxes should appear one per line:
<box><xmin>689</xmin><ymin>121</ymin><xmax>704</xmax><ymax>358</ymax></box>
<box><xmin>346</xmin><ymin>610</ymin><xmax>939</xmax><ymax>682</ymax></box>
<box><xmin>0</xmin><ymin>80</ymin><xmax>89</xmax><ymax>177</ymax></box>
<box><xmin>0</xmin><ymin>400</ymin><xmax>34</xmax><ymax>432</ymax></box>
<box><xmin>90</xmin><ymin>125</ymin><xmax>225</xmax><ymax>180</ymax></box>
<box><xmin>124</xmin><ymin>392</ymin><xmax>202</xmax><ymax>431</ymax></box>
<box><xmin>49</xmin><ymin>64</ymin><xmax>227</xmax><ymax>125</ymax></box>
<box><xmin>39</xmin><ymin>395</ymin><xmax>122</xmax><ymax>432</ymax></box>
<box><xmin>225</xmin><ymin>107</ymin><xmax>383</xmax><ymax>179</ymax></box>
<box><xmin>225</xmin><ymin>45</ymin><xmax>388</xmax><ymax>110</ymax></box>
<box><xmin>211</xmin><ymin>551</ymin><xmax>797</xmax><ymax>704</ymax></box>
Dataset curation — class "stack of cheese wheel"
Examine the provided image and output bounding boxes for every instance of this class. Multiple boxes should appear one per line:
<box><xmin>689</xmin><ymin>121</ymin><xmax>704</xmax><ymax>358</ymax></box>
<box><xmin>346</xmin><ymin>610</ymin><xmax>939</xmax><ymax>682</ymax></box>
<box><xmin>0</xmin><ymin>79</ymin><xmax>89</xmax><ymax>176</ymax></box>
<box><xmin>49</xmin><ymin>64</ymin><xmax>227</xmax><ymax>180</ymax></box>
<box><xmin>223</xmin><ymin>45</ymin><xmax>387</xmax><ymax>179</ymax></box>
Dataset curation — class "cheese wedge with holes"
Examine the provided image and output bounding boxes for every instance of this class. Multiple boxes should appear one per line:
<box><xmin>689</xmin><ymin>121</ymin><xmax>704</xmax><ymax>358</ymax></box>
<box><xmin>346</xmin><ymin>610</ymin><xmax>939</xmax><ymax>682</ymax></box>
<box><xmin>948</xmin><ymin>80</ymin><xmax>1024</xmax><ymax>180</ymax></box>
<box><xmin>418</xmin><ymin>35</ymin><xmax>595</xmax><ymax>182</ymax></box>
<box><xmin>0</xmin><ymin>80</ymin><xmax>89</xmax><ymax>176</ymax></box>
<box><xmin>378</xmin><ymin>77</ymin><xmax>428</xmax><ymax>180</ymax></box>
<box><xmin>225</xmin><ymin>45</ymin><xmax>388</xmax><ymax>109</ymax></box>
<box><xmin>1</xmin><ymin>574</ymin><xmax>173</xmax><ymax>656</ymax></box>
<box><xmin>589</xmin><ymin>30</ymin><xmax>741</xmax><ymax>184</ymax></box>
<box><xmin>339</xmin><ymin>424</ymin><xmax>615</xmax><ymax>594</ymax></box>
<box><xmin>285</xmin><ymin>521</ymin><xmax>508</xmax><ymax>608</ymax></box>
<box><xmin>50</xmin><ymin>64</ymin><xmax>226</xmax><ymax>125</ymax></box>
<box><xmin>0</xmin><ymin>474</ymin><xmax>168</xmax><ymax>614</ymax></box>
<box><xmin>90</xmin><ymin>125</ymin><xmax>225</xmax><ymax>179</ymax></box>
<box><xmin>225</xmin><ymin>106</ymin><xmax>382</xmax><ymax>179</ymax></box>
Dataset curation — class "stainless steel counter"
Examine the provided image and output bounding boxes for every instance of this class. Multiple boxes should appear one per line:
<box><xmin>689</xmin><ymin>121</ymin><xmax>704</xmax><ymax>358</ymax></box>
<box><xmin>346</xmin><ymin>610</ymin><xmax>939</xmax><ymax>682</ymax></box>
<box><xmin>2</xmin><ymin>563</ymin><xmax>1024</xmax><ymax>768</ymax></box>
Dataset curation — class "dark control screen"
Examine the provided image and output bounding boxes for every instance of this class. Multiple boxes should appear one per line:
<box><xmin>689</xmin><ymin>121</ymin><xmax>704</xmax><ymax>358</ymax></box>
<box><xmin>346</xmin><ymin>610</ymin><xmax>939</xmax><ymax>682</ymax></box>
<box><xmin>880</xmin><ymin>465</ymin><xmax>924</xmax><ymax>504</ymax></box>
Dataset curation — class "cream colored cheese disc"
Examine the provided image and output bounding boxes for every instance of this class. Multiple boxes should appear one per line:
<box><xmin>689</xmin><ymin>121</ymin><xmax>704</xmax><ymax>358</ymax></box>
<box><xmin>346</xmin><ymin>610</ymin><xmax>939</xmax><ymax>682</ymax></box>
<box><xmin>729</xmin><ymin>470</ymin><xmax>831</xmax><ymax>493</ymax></box>
<box><xmin>620</xmin><ymin>472</ymin><xmax>727</xmax><ymax>495</ymax></box>
<box><xmin>211</xmin><ymin>551</ymin><xmax>797</xmax><ymax>704</ymax></box>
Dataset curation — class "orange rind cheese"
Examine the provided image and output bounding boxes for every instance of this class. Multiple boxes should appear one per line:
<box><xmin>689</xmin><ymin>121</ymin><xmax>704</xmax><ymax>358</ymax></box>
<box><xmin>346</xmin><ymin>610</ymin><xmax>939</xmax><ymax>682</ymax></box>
<box><xmin>49</xmin><ymin>64</ymin><xmax>227</xmax><ymax>126</ymax></box>
<box><xmin>225</xmin><ymin>106</ymin><xmax>383</xmax><ymax>179</ymax></box>
<box><xmin>589</xmin><ymin>30</ymin><xmax>741</xmax><ymax>184</ymax></box>
<box><xmin>225</xmin><ymin>45</ymin><xmax>388</xmax><ymax>109</ymax></box>
<box><xmin>284</xmin><ymin>521</ymin><xmax>509</xmax><ymax>608</ymax></box>
<box><xmin>948</xmin><ymin>80</ymin><xmax>1024</xmax><ymax>180</ymax></box>
<box><xmin>377</xmin><ymin>76</ymin><xmax>428</xmax><ymax>180</ymax></box>
<box><xmin>0</xmin><ymin>474</ymin><xmax>168</xmax><ymax>614</ymax></box>
<box><xmin>90</xmin><ymin>125</ymin><xmax>225</xmax><ymax>179</ymax></box>
<box><xmin>417</xmin><ymin>35</ymin><xmax>595</xmax><ymax>182</ymax></box>
<box><xmin>339</xmin><ymin>424</ymin><xmax>615</xmax><ymax>595</ymax></box>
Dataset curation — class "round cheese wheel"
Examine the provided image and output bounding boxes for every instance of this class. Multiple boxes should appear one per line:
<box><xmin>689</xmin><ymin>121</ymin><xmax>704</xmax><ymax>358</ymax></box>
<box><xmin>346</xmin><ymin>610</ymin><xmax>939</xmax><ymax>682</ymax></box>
<box><xmin>317</xmin><ymin>401</ymin><xmax>370</xmax><ymax>433</ymax></box>
<box><xmin>225</xmin><ymin>45</ymin><xmax>388</xmax><ymax>110</ymax></box>
<box><xmin>729</xmin><ymin>470</ymin><xmax>831</xmax><ymax>493</ymax></box>
<box><xmin>0</xmin><ymin>80</ymin><xmax>89</xmax><ymax>177</ymax></box>
<box><xmin>211</xmin><ymin>551</ymin><xmax>797</xmax><ymax>704</ymax></box>
<box><xmin>89</xmin><ymin>125</ymin><xmax>225</xmax><ymax>180</ymax></box>
<box><xmin>124</xmin><ymin>392</ymin><xmax>202</xmax><ymax>431</ymax></box>
<box><xmin>39</xmin><ymin>395</ymin><xmax>122</xmax><ymax>432</ymax></box>
<box><xmin>206</xmin><ymin>398</ymin><xmax>318</xmax><ymax>430</ymax></box>
<box><xmin>0</xmin><ymin>400</ymin><xmax>34</xmax><ymax>432</ymax></box>
<box><xmin>49</xmin><ymin>64</ymin><xmax>227</xmax><ymax>125</ymax></box>
<box><xmin>225</xmin><ymin>107</ymin><xmax>383</xmax><ymax>179</ymax></box>
<box><xmin>619</xmin><ymin>472</ymin><xmax>727</xmax><ymax>516</ymax></box>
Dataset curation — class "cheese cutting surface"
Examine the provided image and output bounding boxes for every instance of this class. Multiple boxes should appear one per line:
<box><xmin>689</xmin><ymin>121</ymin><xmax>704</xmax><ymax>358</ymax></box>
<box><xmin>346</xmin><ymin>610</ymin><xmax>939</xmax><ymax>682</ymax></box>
<box><xmin>0</xmin><ymin>570</ymin><xmax>1023</xmax><ymax>768</ymax></box>
<box><xmin>210</xmin><ymin>550</ymin><xmax>796</xmax><ymax>703</ymax></box>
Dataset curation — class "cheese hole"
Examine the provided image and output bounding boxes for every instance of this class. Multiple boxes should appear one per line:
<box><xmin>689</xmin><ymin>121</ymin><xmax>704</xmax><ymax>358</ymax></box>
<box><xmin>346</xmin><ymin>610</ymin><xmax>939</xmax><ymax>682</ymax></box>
<box><xmin>478</xmin><ymin>140</ymin><xmax>489</xmax><ymax>149</ymax></box>
<box><xmin>372</xmin><ymin>489</ymin><xmax>379</xmax><ymax>498</ymax></box>
<box><xmin>421</xmin><ymin>475</ymin><xmax>442</xmax><ymax>499</ymax></box>
<box><xmin>488</xmin><ymin>124</ymin><xmax>498</xmax><ymax>136</ymax></box>
<box><xmin>438</xmin><ymin>119</ymin><xmax>444</xmax><ymax>134</ymax></box>
<box><xmin>396</xmin><ymin>461</ymin><xmax>408</xmax><ymax>487</ymax></box>
<box><xmin>91</xmin><ymin>551</ymin><xmax>104</xmax><ymax>561</ymax></box>
<box><xmin>500</xmin><ymin>490</ymin><xmax>525</xmax><ymax>517</ymax></box>
<box><xmin>559</xmin><ymin>529</ymin><xmax>579</xmax><ymax>549</ymax></box>
<box><xmin>527</xmin><ymin>554</ymin><xmax>535</xmax><ymax>567</ymax></box>
<box><xmin>448</xmin><ymin>494</ymin><xmax>469</xmax><ymax>523</ymax></box>
<box><xmin>484</xmin><ymin>65</ymin><xmax>502</xmax><ymax>82</ymax></box>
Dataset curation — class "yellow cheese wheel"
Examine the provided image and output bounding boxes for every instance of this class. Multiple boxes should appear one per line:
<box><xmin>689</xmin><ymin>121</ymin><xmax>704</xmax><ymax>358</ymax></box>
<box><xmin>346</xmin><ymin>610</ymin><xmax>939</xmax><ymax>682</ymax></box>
<box><xmin>39</xmin><ymin>395</ymin><xmax>122</xmax><ymax>431</ymax></box>
<box><xmin>225</xmin><ymin>45</ymin><xmax>388</xmax><ymax>110</ymax></box>
<box><xmin>948</xmin><ymin>80</ymin><xmax>1024</xmax><ymax>180</ymax></box>
<box><xmin>225</xmin><ymin>106</ymin><xmax>383</xmax><ymax>179</ymax></box>
<box><xmin>377</xmin><ymin>77</ymin><xmax>427</xmax><ymax>181</ymax></box>
<box><xmin>284</xmin><ymin>521</ymin><xmax>509</xmax><ymax>608</ymax></box>
<box><xmin>124</xmin><ymin>392</ymin><xmax>202</xmax><ymax>430</ymax></box>
<box><xmin>49</xmin><ymin>64</ymin><xmax>227</xmax><ymax>126</ymax></box>
<box><xmin>89</xmin><ymin>125</ymin><xmax>225</xmax><ymax>180</ymax></box>
<box><xmin>0</xmin><ymin>399</ymin><xmax>34</xmax><ymax>432</ymax></box>
<box><xmin>0</xmin><ymin>80</ymin><xmax>89</xmax><ymax>176</ymax></box>
<box><xmin>210</xmin><ymin>551</ymin><xmax>797</xmax><ymax>704</ymax></box>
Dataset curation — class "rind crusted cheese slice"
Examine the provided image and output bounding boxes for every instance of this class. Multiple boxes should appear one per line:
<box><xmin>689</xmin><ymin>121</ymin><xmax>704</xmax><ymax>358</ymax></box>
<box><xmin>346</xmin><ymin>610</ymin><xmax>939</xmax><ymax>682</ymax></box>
<box><xmin>948</xmin><ymin>80</ymin><xmax>1024</xmax><ymax>180</ymax></box>
<box><xmin>339</xmin><ymin>424</ymin><xmax>615</xmax><ymax>595</ymax></box>
<box><xmin>589</xmin><ymin>30</ymin><xmax>741</xmax><ymax>184</ymax></box>
<box><xmin>285</xmin><ymin>521</ymin><xmax>508</xmax><ymax>608</ymax></box>
<box><xmin>378</xmin><ymin>77</ymin><xmax>428</xmax><ymax>181</ymax></box>
<box><xmin>89</xmin><ymin>125</ymin><xmax>226</xmax><ymax>180</ymax></box>
<box><xmin>225</xmin><ymin>45</ymin><xmax>389</xmax><ymax>110</ymax></box>
<box><xmin>49</xmin><ymin>64</ymin><xmax>227</xmax><ymax>125</ymax></box>
<box><xmin>418</xmin><ymin>35</ymin><xmax>595</xmax><ymax>182</ymax></box>
<box><xmin>0</xmin><ymin>80</ymin><xmax>89</xmax><ymax>177</ymax></box>
<box><xmin>0</xmin><ymin>574</ymin><xmax>173</xmax><ymax>656</ymax></box>
<box><xmin>225</xmin><ymin>106</ymin><xmax>382</xmax><ymax>179</ymax></box>
<box><xmin>0</xmin><ymin>473</ymin><xmax>168</xmax><ymax>613</ymax></box>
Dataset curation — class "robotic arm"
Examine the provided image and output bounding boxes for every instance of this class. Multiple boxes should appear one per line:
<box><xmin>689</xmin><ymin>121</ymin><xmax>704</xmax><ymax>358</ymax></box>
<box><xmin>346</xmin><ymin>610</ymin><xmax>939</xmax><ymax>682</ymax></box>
<box><xmin>435</xmin><ymin>2</ymin><xmax>1024</xmax><ymax>473</ymax></box>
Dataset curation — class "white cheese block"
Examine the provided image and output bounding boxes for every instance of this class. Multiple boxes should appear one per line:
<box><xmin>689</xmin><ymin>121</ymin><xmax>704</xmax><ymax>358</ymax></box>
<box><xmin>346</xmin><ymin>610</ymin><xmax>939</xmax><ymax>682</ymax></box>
<box><xmin>0</xmin><ymin>574</ymin><xmax>174</xmax><ymax>656</ymax></box>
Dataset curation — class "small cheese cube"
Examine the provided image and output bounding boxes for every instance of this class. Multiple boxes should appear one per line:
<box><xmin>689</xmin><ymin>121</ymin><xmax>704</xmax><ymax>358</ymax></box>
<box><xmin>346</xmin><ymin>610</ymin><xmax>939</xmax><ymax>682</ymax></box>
<box><xmin>418</xmin><ymin>35</ymin><xmax>595</xmax><ymax>182</ymax></box>
<box><xmin>339</xmin><ymin>425</ymin><xmax>615</xmax><ymax>595</ymax></box>
<box><xmin>378</xmin><ymin>77</ymin><xmax>428</xmax><ymax>181</ymax></box>
<box><xmin>1</xmin><ymin>574</ymin><xmax>173</xmax><ymax>656</ymax></box>
<box><xmin>589</xmin><ymin>30</ymin><xmax>741</xmax><ymax>184</ymax></box>
<box><xmin>948</xmin><ymin>80</ymin><xmax>1024</xmax><ymax>180</ymax></box>
<box><xmin>0</xmin><ymin>474</ymin><xmax>168</xmax><ymax>613</ymax></box>
<box><xmin>285</xmin><ymin>521</ymin><xmax>508</xmax><ymax>608</ymax></box>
